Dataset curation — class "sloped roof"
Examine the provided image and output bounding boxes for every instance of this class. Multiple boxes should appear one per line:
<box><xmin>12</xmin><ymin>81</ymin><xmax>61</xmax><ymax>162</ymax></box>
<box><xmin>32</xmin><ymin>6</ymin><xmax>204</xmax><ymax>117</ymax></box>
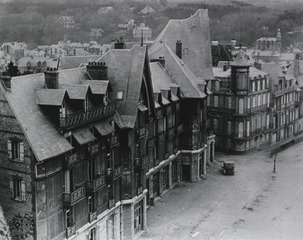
<box><xmin>81</xmin><ymin>80</ymin><xmax>109</xmax><ymax>95</ymax></box>
<box><xmin>213</xmin><ymin>67</ymin><xmax>231</xmax><ymax>78</ymax></box>
<box><xmin>60</xmin><ymin>55</ymin><xmax>100</xmax><ymax>70</ymax></box>
<box><xmin>98</xmin><ymin>45</ymin><xmax>146</xmax><ymax>128</ymax></box>
<box><xmin>259</xmin><ymin>63</ymin><xmax>284</xmax><ymax>84</ymax></box>
<box><xmin>230</xmin><ymin>51</ymin><xmax>250</xmax><ymax>67</ymax></box>
<box><xmin>35</xmin><ymin>89</ymin><xmax>66</xmax><ymax>106</ymax></box>
<box><xmin>149</xmin><ymin>43</ymin><xmax>207</xmax><ymax>98</ymax></box>
<box><xmin>66</xmin><ymin>85</ymin><xmax>88</xmax><ymax>100</ymax></box>
<box><xmin>153</xmin><ymin>9</ymin><xmax>214</xmax><ymax>81</ymax></box>
<box><xmin>249</xmin><ymin>66</ymin><xmax>268</xmax><ymax>78</ymax></box>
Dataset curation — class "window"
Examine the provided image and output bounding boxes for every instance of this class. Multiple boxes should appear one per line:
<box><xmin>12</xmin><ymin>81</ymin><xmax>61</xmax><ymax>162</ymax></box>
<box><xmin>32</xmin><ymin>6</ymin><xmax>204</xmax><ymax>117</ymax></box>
<box><xmin>227</xmin><ymin>121</ymin><xmax>231</xmax><ymax>135</ymax></box>
<box><xmin>252</xmin><ymin>81</ymin><xmax>255</xmax><ymax>92</ymax></box>
<box><xmin>252</xmin><ymin>96</ymin><xmax>256</xmax><ymax>108</ymax></box>
<box><xmin>263</xmin><ymin>93</ymin><xmax>266</xmax><ymax>105</ymax></box>
<box><xmin>9</xmin><ymin>178</ymin><xmax>26</xmax><ymax>201</ymax></box>
<box><xmin>213</xmin><ymin>119</ymin><xmax>218</xmax><ymax>131</ymax></box>
<box><xmin>238</xmin><ymin>122</ymin><xmax>243</xmax><ymax>138</ymax></box>
<box><xmin>89</xmin><ymin>228</ymin><xmax>96</xmax><ymax>240</ymax></box>
<box><xmin>88</xmin><ymin>196</ymin><xmax>93</xmax><ymax>213</ymax></box>
<box><xmin>214</xmin><ymin>96</ymin><xmax>219</xmax><ymax>107</ymax></box>
<box><xmin>247</xmin><ymin>121</ymin><xmax>250</xmax><ymax>137</ymax></box>
<box><xmin>65</xmin><ymin>209</ymin><xmax>73</xmax><ymax>228</ymax></box>
<box><xmin>104</xmin><ymin>92</ymin><xmax>108</xmax><ymax>105</ymax></box>
<box><xmin>107</xmin><ymin>214</ymin><xmax>115</xmax><ymax>240</ymax></box>
<box><xmin>258</xmin><ymin>95</ymin><xmax>261</xmax><ymax>106</ymax></box>
<box><xmin>7</xmin><ymin>139</ymin><xmax>24</xmax><ymax>161</ymax></box>
<box><xmin>257</xmin><ymin>80</ymin><xmax>261</xmax><ymax>91</ymax></box>
<box><xmin>239</xmin><ymin>99</ymin><xmax>244</xmax><ymax>114</ymax></box>
<box><xmin>227</xmin><ymin>97</ymin><xmax>232</xmax><ymax>109</ymax></box>
<box><xmin>247</xmin><ymin>97</ymin><xmax>250</xmax><ymax>109</ymax></box>
<box><xmin>116</xmin><ymin>91</ymin><xmax>123</xmax><ymax>100</ymax></box>
<box><xmin>262</xmin><ymin>79</ymin><xmax>265</xmax><ymax>89</ymax></box>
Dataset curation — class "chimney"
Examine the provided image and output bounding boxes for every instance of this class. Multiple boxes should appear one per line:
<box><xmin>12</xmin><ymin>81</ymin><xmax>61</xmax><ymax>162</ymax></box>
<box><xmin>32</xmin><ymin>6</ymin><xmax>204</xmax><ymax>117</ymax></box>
<box><xmin>44</xmin><ymin>67</ymin><xmax>59</xmax><ymax>89</ymax></box>
<box><xmin>114</xmin><ymin>37</ymin><xmax>126</xmax><ymax>49</ymax></box>
<box><xmin>176</xmin><ymin>40</ymin><xmax>182</xmax><ymax>59</ymax></box>
<box><xmin>86</xmin><ymin>62</ymin><xmax>108</xmax><ymax>80</ymax></box>
<box><xmin>223</xmin><ymin>62</ymin><xmax>230</xmax><ymax>71</ymax></box>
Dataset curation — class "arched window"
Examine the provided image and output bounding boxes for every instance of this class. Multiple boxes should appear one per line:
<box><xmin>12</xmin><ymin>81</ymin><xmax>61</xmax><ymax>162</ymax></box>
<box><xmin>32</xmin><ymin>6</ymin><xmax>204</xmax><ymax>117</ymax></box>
<box><xmin>238</xmin><ymin>122</ymin><xmax>243</xmax><ymax>138</ymax></box>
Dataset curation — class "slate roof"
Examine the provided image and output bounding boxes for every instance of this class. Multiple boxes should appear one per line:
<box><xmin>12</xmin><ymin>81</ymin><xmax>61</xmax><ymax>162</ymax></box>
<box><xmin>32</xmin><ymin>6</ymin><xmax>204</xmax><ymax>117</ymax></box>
<box><xmin>153</xmin><ymin>9</ymin><xmax>214</xmax><ymax>81</ymax></box>
<box><xmin>230</xmin><ymin>51</ymin><xmax>251</xmax><ymax>67</ymax></box>
<box><xmin>259</xmin><ymin>63</ymin><xmax>285</xmax><ymax>84</ymax></box>
<box><xmin>249</xmin><ymin>67</ymin><xmax>268</xmax><ymax>79</ymax></box>
<box><xmin>213</xmin><ymin>67</ymin><xmax>231</xmax><ymax>78</ymax></box>
<box><xmin>66</xmin><ymin>85</ymin><xmax>88</xmax><ymax>100</ymax></box>
<box><xmin>35</xmin><ymin>89</ymin><xmax>66</xmax><ymax>106</ymax></box>
<box><xmin>60</xmin><ymin>55</ymin><xmax>100</xmax><ymax>70</ymax></box>
<box><xmin>97</xmin><ymin>45</ymin><xmax>146</xmax><ymax>128</ymax></box>
<box><xmin>81</xmin><ymin>80</ymin><xmax>109</xmax><ymax>95</ymax></box>
<box><xmin>149</xmin><ymin>43</ymin><xmax>207</xmax><ymax>98</ymax></box>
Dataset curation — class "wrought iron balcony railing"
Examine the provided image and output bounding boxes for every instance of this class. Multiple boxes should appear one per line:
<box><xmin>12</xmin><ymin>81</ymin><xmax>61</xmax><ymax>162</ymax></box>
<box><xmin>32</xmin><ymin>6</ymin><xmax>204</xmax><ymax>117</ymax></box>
<box><xmin>86</xmin><ymin>173</ymin><xmax>106</xmax><ymax>193</ymax></box>
<box><xmin>62</xmin><ymin>186</ymin><xmax>85</xmax><ymax>206</ymax></box>
<box><xmin>64</xmin><ymin>152</ymin><xmax>80</xmax><ymax>168</ymax></box>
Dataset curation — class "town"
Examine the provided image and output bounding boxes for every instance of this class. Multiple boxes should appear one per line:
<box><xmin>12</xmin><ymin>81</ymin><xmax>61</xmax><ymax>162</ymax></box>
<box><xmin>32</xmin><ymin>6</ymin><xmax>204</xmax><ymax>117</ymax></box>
<box><xmin>0</xmin><ymin>0</ymin><xmax>303</xmax><ymax>240</ymax></box>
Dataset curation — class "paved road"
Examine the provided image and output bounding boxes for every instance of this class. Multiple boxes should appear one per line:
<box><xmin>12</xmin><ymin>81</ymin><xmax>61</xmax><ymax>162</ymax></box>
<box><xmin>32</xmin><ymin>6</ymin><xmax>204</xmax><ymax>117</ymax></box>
<box><xmin>138</xmin><ymin>143</ymin><xmax>303</xmax><ymax>240</ymax></box>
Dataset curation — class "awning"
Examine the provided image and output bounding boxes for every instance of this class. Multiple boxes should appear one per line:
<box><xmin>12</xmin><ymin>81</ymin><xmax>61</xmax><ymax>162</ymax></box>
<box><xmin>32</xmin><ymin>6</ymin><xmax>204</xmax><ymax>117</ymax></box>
<box><xmin>73</xmin><ymin>128</ymin><xmax>96</xmax><ymax>145</ymax></box>
<box><xmin>138</xmin><ymin>102</ymin><xmax>148</xmax><ymax>112</ymax></box>
<box><xmin>95</xmin><ymin>121</ymin><xmax>114</xmax><ymax>136</ymax></box>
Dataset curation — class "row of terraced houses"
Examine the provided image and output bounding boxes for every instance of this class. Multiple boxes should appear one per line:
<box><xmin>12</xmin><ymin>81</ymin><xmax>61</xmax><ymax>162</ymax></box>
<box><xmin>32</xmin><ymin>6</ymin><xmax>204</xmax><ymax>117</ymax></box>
<box><xmin>0</xmin><ymin>9</ymin><xmax>303</xmax><ymax>240</ymax></box>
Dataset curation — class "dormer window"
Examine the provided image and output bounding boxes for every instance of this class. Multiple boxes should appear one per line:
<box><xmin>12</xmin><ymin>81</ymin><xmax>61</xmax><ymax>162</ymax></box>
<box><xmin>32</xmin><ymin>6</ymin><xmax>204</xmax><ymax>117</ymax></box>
<box><xmin>116</xmin><ymin>91</ymin><xmax>123</xmax><ymax>100</ymax></box>
<box><xmin>104</xmin><ymin>92</ymin><xmax>108</xmax><ymax>106</ymax></box>
<box><xmin>60</xmin><ymin>102</ymin><xmax>66</xmax><ymax>118</ymax></box>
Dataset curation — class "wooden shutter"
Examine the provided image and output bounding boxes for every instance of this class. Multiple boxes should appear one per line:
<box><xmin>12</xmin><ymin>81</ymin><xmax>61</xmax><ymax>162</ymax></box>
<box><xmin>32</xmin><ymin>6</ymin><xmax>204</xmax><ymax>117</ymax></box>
<box><xmin>21</xmin><ymin>180</ymin><xmax>26</xmax><ymax>201</ymax></box>
<box><xmin>9</xmin><ymin>179</ymin><xmax>14</xmax><ymax>198</ymax></box>
<box><xmin>7</xmin><ymin>140</ymin><xmax>12</xmax><ymax>159</ymax></box>
<box><xmin>19</xmin><ymin>141</ymin><xmax>24</xmax><ymax>161</ymax></box>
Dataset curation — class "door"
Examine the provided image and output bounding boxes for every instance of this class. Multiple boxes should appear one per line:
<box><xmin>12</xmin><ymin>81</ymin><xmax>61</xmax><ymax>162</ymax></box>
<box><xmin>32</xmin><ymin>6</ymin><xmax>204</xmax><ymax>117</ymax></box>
<box><xmin>182</xmin><ymin>165</ymin><xmax>190</xmax><ymax>181</ymax></box>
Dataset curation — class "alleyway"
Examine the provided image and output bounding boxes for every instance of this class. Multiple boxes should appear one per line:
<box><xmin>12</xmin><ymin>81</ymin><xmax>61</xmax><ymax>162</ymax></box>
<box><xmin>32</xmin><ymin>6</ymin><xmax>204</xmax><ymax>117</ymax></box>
<box><xmin>139</xmin><ymin>142</ymin><xmax>303</xmax><ymax>240</ymax></box>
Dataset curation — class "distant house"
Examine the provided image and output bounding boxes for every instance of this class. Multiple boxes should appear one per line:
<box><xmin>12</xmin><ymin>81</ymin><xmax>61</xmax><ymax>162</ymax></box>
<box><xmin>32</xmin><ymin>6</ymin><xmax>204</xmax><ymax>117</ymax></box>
<box><xmin>17</xmin><ymin>56</ymin><xmax>57</xmax><ymax>74</ymax></box>
<box><xmin>139</xmin><ymin>5</ymin><xmax>155</xmax><ymax>15</ymax></box>
<box><xmin>90</xmin><ymin>28</ymin><xmax>104</xmax><ymax>41</ymax></box>
<box><xmin>133</xmin><ymin>23</ymin><xmax>152</xmax><ymax>40</ymax></box>
<box><xmin>58</xmin><ymin>16</ymin><xmax>76</xmax><ymax>29</ymax></box>
<box><xmin>1</xmin><ymin>42</ymin><xmax>27</xmax><ymax>61</ymax></box>
<box><xmin>98</xmin><ymin>6</ymin><xmax>114</xmax><ymax>14</ymax></box>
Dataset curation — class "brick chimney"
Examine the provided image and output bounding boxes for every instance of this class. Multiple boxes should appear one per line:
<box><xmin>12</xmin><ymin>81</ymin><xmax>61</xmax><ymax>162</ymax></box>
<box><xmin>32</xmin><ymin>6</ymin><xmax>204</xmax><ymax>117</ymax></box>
<box><xmin>44</xmin><ymin>68</ymin><xmax>59</xmax><ymax>89</ymax></box>
<box><xmin>176</xmin><ymin>40</ymin><xmax>182</xmax><ymax>59</ymax></box>
<box><xmin>114</xmin><ymin>37</ymin><xmax>126</xmax><ymax>49</ymax></box>
<box><xmin>86</xmin><ymin>62</ymin><xmax>108</xmax><ymax>80</ymax></box>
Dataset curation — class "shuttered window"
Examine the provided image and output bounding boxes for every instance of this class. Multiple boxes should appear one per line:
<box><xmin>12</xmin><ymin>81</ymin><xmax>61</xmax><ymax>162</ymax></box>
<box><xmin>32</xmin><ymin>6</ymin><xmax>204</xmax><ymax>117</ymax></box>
<box><xmin>9</xmin><ymin>178</ymin><xmax>26</xmax><ymax>201</ymax></box>
<box><xmin>7</xmin><ymin>139</ymin><xmax>24</xmax><ymax>162</ymax></box>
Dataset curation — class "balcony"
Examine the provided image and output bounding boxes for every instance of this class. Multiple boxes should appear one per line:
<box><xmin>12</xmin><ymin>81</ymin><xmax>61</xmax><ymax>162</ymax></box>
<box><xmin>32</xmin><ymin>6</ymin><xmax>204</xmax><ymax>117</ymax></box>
<box><xmin>137</xmin><ymin>186</ymin><xmax>143</xmax><ymax>196</ymax></box>
<box><xmin>109</xmin><ymin>135</ymin><xmax>119</xmax><ymax>147</ymax></box>
<box><xmin>64</xmin><ymin>152</ymin><xmax>80</xmax><ymax>168</ymax></box>
<box><xmin>59</xmin><ymin>103</ymin><xmax>115</xmax><ymax>130</ymax></box>
<box><xmin>108</xmin><ymin>198</ymin><xmax>116</xmax><ymax>209</ymax></box>
<box><xmin>89</xmin><ymin>211</ymin><xmax>97</xmax><ymax>223</ymax></box>
<box><xmin>89</xmin><ymin>142</ymin><xmax>99</xmax><ymax>155</ymax></box>
<box><xmin>66</xmin><ymin>225</ymin><xmax>76</xmax><ymax>239</ymax></box>
<box><xmin>86</xmin><ymin>173</ymin><xmax>106</xmax><ymax>193</ymax></box>
<box><xmin>62</xmin><ymin>186</ymin><xmax>85</xmax><ymax>206</ymax></box>
<box><xmin>135</xmin><ymin>156</ymin><xmax>149</xmax><ymax>169</ymax></box>
<box><xmin>208</xmin><ymin>106</ymin><xmax>235</xmax><ymax>114</ymax></box>
<box><xmin>137</xmin><ymin>127</ymin><xmax>146</xmax><ymax>139</ymax></box>
<box><xmin>247</xmin><ymin>104</ymin><xmax>268</xmax><ymax>114</ymax></box>
<box><xmin>108</xmin><ymin>165</ymin><xmax>123</xmax><ymax>180</ymax></box>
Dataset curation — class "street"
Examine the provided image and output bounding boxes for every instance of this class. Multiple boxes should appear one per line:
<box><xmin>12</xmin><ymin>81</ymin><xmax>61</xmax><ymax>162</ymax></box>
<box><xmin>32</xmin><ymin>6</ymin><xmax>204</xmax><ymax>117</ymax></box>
<box><xmin>138</xmin><ymin>142</ymin><xmax>303</xmax><ymax>240</ymax></box>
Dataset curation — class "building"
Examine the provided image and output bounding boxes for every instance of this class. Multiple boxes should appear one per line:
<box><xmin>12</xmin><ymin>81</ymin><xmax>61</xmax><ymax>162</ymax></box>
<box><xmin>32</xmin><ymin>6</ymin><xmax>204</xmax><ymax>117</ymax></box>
<box><xmin>211</xmin><ymin>51</ymin><xmax>272</xmax><ymax>153</ymax></box>
<box><xmin>139</xmin><ymin>5</ymin><xmax>155</xmax><ymax>15</ymax></box>
<box><xmin>1</xmin><ymin>42</ymin><xmax>27</xmax><ymax>61</ymax></box>
<box><xmin>211</xmin><ymin>50</ymin><xmax>303</xmax><ymax>153</ymax></box>
<box><xmin>90</xmin><ymin>28</ymin><xmax>104</xmax><ymax>42</ymax></box>
<box><xmin>0</xmin><ymin>9</ymin><xmax>215</xmax><ymax>240</ymax></box>
<box><xmin>58</xmin><ymin>16</ymin><xmax>76</xmax><ymax>29</ymax></box>
<box><xmin>132</xmin><ymin>23</ymin><xmax>152</xmax><ymax>40</ymax></box>
<box><xmin>17</xmin><ymin>56</ymin><xmax>57</xmax><ymax>74</ymax></box>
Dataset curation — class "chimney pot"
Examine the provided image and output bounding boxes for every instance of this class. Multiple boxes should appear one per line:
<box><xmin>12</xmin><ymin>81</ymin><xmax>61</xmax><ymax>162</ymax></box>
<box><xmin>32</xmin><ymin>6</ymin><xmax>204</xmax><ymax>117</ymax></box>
<box><xmin>44</xmin><ymin>68</ymin><xmax>59</xmax><ymax>89</ymax></box>
<box><xmin>176</xmin><ymin>40</ymin><xmax>182</xmax><ymax>59</ymax></box>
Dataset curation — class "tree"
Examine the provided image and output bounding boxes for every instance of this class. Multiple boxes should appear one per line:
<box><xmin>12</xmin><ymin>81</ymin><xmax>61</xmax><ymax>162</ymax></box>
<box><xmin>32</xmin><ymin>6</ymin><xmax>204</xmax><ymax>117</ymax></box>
<box><xmin>5</xmin><ymin>62</ymin><xmax>20</xmax><ymax>77</ymax></box>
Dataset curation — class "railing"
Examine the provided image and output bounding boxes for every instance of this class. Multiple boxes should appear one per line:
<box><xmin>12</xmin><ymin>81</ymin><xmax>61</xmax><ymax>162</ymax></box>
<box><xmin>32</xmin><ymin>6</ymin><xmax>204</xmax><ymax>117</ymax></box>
<box><xmin>137</xmin><ymin>127</ymin><xmax>146</xmax><ymax>139</ymax></box>
<box><xmin>86</xmin><ymin>173</ymin><xmax>106</xmax><ymax>192</ymax></box>
<box><xmin>66</xmin><ymin>225</ymin><xmax>76</xmax><ymax>239</ymax></box>
<box><xmin>59</xmin><ymin>103</ymin><xmax>115</xmax><ymax>130</ymax></box>
<box><xmin>89</xmin><ymin>142</ymin><xmax>99</xmax><ymax>155</ymax></box>
<box><xmin>64</xmin><ymin>152</ymin><xmax>80</xmax><ymax>168</ymax></box>
<box><xmin>247</xmin><ymin>104</ymin><xmax>267</xmax><ymax>114</ymax></box>
<box><xmin>62</xmin><ymin>186</ymin><xmax>85</xmax><ymax>206</ymax></box>
<box><xmin>89</xmin><ymin>211</ymin><xmax>97</xmax><ymax>223</ymax></box>
<box><xmin>208</xmin><ymin>106</ymin><xmax>235</xmax><ymax>114</ymax></box>
<box><xmin>108</xmin><ymin>198</ymin><xmax>115</xmax><ymax>209</ymax></box>
<box><xmin>137</xmin><ymin>186</ymin><xmax>143</xmax><ymax>196</ymax></box>
<box><xmin>135</xmin><ymin>156</ymin><xmax>149</xmax><ymax>169</ymax></box>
